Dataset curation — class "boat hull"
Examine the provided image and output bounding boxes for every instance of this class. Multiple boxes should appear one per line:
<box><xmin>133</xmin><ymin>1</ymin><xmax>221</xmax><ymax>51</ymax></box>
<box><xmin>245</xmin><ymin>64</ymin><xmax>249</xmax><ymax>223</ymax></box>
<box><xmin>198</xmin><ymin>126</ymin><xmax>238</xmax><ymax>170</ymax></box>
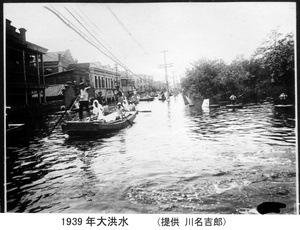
<box><xmin>226</xmin><ymin>104</ymin><xmax>243</xmax><ymax>109</ymax></box>
<box><xmin>139</xmin><ymin>97</ymin><xmax>155</xmax><ymax>101</ymax></box>
<box><xmin>209</xmin><ymin>104</ymin><xmax>220</xmax><ymax>108</ymax></box>
<box><xmin>62</xmin><ymin>111</ymin><xmax>137</xmax><ymax>136</ymax></box>
<box><xmin>274</xmin><ymin>104</ymin><xmax>293</xmax><ymax>108</ymax></box>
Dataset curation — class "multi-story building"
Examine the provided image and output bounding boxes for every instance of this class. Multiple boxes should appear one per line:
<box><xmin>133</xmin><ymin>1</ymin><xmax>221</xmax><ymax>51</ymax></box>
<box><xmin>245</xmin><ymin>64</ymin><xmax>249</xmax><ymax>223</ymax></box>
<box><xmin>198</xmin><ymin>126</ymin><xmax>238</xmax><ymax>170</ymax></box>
<box><xmin>6</xmin><ymin>19</ymin><xmax>48</xmax><ymax>106</ymax></box>
<box><xmin>153</xmin><ymin>80</ymin><xmax>166</xmax><ymax>92</ymax></box>
<box><xmin>90</xmin><ymin>63</ymin><xmax>119</xmax><ymax>102</ymax></box>
<box><xmin>134</xmin><ymin>74</ymin><xmax>146</xmax><ymax>93</ymax></box>
<box><xmin>119</xmin><ymin>70</ymin><xmax>135</xmax><ymax>96</ymax></box>
<box><xmin>133</xmin><ymin>74</ymin><xmax>154</xmax><ymax>94</ymax></box>
<box><xmin>43</xmin><ymin>50</ymin><xmax>76</xmax><ymax>75</ymax></box>
<box><xmin>45</xmin><ymin>62</ymin><xmax>120</xmax><ymax>105</ymax></box>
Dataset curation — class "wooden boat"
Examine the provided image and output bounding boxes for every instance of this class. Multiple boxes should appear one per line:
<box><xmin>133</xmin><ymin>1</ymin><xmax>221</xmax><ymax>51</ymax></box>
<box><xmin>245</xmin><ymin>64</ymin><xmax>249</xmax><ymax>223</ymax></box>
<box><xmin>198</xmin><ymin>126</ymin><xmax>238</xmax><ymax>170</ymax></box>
<box><xmin>226</xmin><ymin>103</ymin><xmax>243</xmax><ymax>109</ymax></box>
<box><xmin>6</xmin><ymin>123</ymin><xmax>28</xmax><ymax>145</ymax></box>
<box><xmin>158</xmin><ymin>94</ymin><xmax>166</xmax><ymax>101</ymax></box>
<box><xmin>274</xmin><ymin>104</ymin><xmax>294</xmax><ymax>109</ymax></box>
<box><xmin>62</xmin><ymin>111</ymin><xmax>138</xmax><ymax>136</ymax></box>
<box><xmin>209</xmin><ymin>104</ymin><xmax>220</xmax><ymax>108</ymax></box>
<box><xmin>7</xmin><ymin>123</ymin><xmax>25</xmax><ymax>132</ymax></box>
<box><xmin>139</xmin><ymin>97</ymin><xmax>155</xmax><ymax>102</ymax></box>
<box><xmin>182</xmin><ymin>94</ymin><xmax>194</xmax><ymax>106</ymax></box>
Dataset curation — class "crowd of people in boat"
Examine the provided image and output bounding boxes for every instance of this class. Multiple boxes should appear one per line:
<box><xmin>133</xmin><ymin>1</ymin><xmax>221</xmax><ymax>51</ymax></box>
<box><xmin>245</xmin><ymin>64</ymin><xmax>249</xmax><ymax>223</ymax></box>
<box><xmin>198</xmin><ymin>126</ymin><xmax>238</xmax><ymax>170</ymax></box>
<box><xmin>75</xmin><ymin>83</ymin><xmax>136</xmax><ymax>122</ymax></box>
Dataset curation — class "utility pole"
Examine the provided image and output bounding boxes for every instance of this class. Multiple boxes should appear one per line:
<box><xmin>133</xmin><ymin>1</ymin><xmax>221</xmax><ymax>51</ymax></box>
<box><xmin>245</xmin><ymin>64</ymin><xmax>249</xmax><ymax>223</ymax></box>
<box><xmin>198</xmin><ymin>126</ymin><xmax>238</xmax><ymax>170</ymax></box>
<box><xmin>115</xmin><ymin>63</ymin><xmax>118</xmax><ymax>88</ymax></box>
<box><xmin>172</xmin><ymin>71</ymin><xmax>176</xmax><ymax>92</ymax></box>
<box><xmin>158</xmin><ymin>50</ymin><xmax>173</xmax><ymax>100</ymax></box>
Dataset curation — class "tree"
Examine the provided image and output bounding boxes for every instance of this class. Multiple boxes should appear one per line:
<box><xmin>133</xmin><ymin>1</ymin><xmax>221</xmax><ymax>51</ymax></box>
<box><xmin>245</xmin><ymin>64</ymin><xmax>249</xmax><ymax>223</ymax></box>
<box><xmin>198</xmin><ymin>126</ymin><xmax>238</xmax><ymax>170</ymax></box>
<box><xmin>253</xmin><ymin>31</ymin><xmax>295</xmax><ymax>102</ymax></box>
<box><xmin>181</xmin><ymin>31</ymin><xmax>295</xmax><ymax>104</ymax></box>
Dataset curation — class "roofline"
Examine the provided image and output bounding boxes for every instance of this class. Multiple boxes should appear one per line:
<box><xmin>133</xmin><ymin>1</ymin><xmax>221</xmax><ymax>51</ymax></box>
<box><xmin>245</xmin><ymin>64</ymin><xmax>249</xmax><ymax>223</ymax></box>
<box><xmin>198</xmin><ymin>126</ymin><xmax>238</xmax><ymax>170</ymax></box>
<box><xmin>45</xmin><ymin>68</ymin><xmax>75</xmax><ymax>77</ymax></box>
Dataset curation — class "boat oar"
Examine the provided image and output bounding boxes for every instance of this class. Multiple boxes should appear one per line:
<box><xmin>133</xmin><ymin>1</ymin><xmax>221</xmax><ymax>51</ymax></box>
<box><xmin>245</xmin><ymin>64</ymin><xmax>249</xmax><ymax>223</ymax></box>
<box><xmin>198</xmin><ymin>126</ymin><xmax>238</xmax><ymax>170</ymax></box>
<box><xmin>137</xmin><ymin>110</ymin><xmax>152</xmax><ymax>113</ymax></box>
<box><xmin>123</xmin><ymin>112</ymin><xmax>133</xmax><ymax>126</ymax></box>
<box><xmin>48</xmin><ymin>95</ymin><xmax>79</xmax><ymax>135</ymax></box>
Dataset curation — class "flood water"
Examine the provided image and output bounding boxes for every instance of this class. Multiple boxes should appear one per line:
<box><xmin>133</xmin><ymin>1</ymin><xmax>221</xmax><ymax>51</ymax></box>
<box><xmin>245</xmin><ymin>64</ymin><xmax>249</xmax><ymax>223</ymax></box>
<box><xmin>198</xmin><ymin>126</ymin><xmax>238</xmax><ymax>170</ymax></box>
<box><xmin>6</xmin><ymin>94</ymin><xmax>297</xmax><ymax>213</ymax></box>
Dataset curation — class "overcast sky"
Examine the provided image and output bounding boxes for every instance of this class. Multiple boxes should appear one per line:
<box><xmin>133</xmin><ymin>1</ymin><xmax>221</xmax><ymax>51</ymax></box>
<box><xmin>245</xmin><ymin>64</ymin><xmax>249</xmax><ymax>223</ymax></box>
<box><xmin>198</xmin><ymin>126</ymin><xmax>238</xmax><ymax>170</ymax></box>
<box><xmin>4</xmin><ymin>2</ymin><xmax>296</xmax><ymax>81</ymax></box>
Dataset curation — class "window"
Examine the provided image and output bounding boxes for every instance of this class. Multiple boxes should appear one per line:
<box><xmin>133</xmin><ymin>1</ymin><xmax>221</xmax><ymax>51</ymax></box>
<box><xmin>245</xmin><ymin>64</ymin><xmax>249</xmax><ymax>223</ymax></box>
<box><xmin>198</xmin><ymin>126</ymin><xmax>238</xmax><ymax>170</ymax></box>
<box><xmin>102</xmin><ymin>77</ymin><xmax>105</xmax><ymax>88</ymax></box>
<box><xmin>95</xmin><ymin>76</ymin><xmax>98</xmax><ymax>88</ymax></box>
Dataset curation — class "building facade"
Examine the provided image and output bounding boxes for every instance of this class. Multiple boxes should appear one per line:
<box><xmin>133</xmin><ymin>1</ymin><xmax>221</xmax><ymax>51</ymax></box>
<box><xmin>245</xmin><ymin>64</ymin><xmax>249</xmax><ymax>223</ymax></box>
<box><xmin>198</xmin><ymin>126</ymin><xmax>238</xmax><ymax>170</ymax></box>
<box><xmin>6</xmin><ymin>19</ymin><xmax>48</xmax><ymax>106</ymax></box>
<box><xmin>133</xmin><ymin>74</ymin><xmax>154</xmax><ymax>94</ymax></box>
<box><xmin>45</xmin><ymin>62</ymin><xmax>120</xmax><ymax>104</ymax></box>
<box><xmin>119</xmin><ymin>70</ymin><xmax>135</xmax><ymax>96</ymax></box>
<box><xmin>89</xmin><ymin>63</ymin><xmax>119</xmax><ymax>102</ymax></box>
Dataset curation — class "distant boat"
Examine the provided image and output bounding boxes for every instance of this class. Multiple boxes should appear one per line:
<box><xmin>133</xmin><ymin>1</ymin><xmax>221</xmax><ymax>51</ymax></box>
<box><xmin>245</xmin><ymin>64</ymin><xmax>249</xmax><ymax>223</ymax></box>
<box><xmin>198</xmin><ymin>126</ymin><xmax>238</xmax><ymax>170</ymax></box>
<box><xmin>139</xmin><ymin>97</ymin><xmax>155</xmax><ymax>102</ymax></box>
<box><xmin>130</xmin><ymin>97</ymin><xmax>139</xmax><ymax>105</ymax></box>
<box><xmin>62</xmin><ymin>111</ymin><xmax>138</xmax><ymax>136</ymax></box>
<box><xmin>226</xmin><ymin>103</ymin><xmax>243</xmax><ymax>109</ymax></box>
<box><xmin>209</xmin><ymin>104</ymin><xmax>221</xmax><ymax>108</ymax></box>
<box><xmin>158</xmin><ymin>94</ymin><xmax>166</xmax><ymax>101</ymax></box>
<box><xmin>182</xmin><ymin>94</ymin><xmax>194</xmax><ymax>106</ymax></box>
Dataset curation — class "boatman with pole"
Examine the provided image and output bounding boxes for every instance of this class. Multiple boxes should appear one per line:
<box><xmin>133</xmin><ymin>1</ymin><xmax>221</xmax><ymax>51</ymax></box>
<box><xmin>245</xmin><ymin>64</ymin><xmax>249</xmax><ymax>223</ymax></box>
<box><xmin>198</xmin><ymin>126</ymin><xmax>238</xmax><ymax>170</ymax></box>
<box><xmin>229</xmin><ymin>94</ymin><xmax>237</xmax><ymax>105</ymax></box>
<box><xmin>279</xmin><ymin>93</ymin><xmax>288</xmax><ymax>105</ymax></box>
<box><xmin>79</xmin><ymin>82</ymin><xmax>91</xmax><ymax>120</ymax></box>
<box><xmin>114</xmin><ymin>85</ymin><xmax>123</xmax><ymax>104</ymax></box>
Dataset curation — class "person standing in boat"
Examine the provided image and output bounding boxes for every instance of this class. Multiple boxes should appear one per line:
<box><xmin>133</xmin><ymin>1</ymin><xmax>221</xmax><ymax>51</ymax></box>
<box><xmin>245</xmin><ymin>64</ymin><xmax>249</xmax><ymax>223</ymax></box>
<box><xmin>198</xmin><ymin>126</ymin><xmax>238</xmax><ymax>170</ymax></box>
<box><xmin>229</xmin><ymin>94</ymin><xmax>237</xmax><ymax>105</ymax></box>
<box><xmin>114</xmin><ymin>86</ymin><xmax>123</xmax><ymax>104</ymax></box>
<box><xmin>79</xmin><ymin>82</ymin><xmax>91</xmax><ymax>120</ymax></box>
<box><xmin>279</xmin><ymin>93</ymin><xmax>288</xmax><ymax>105</ymax></box>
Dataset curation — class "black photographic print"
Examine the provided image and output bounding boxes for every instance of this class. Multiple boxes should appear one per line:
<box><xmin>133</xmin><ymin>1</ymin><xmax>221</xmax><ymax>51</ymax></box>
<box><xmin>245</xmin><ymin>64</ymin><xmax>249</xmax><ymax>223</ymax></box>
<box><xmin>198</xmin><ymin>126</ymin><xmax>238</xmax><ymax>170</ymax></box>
<box><xmin>2</xmin><ymin>2</ymin><xmax>297</xmax><ymax>216</ymax></box>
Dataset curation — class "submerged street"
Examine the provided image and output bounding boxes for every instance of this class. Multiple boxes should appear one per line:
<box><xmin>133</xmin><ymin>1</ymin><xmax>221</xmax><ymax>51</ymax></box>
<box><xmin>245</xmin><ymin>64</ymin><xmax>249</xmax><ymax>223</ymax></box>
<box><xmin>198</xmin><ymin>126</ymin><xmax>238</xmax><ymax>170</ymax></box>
<box><xmin>6</xmin><ymin>95</ymin><xmax>296</xmax><ymax>213</ymax></box>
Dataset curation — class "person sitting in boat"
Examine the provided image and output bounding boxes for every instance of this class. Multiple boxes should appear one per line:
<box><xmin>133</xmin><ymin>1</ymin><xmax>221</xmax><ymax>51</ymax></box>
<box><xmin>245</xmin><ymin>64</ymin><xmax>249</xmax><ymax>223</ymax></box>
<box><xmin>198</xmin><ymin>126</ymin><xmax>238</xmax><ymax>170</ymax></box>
<box><xmin>79</xmin><ymin>82</ymin><xmax>91</xmax><ymax>120</ymax></box>
<box><xmin>122</xmin><ymin>97</ymin><xmax>130</xmax><ymax>111</ymax></box>
<box><xmin>102</xmin><ymin>102</ymin><xmax>109</xmax><ymax>116</ymax></box>
<box><xmin>96</xmin><ymin>91</ymin><xmax>104</xmax><ymax>105</ymax></box>
<box><xmin>229</xmin><ymin>94</ymin><xmax>237</xmax><ymax>105</ymax></box>
<box><xmin>279</xmin><ymin>93</ymin><xmax>288</xmax><ymax>105</ymax></box>
<box><xmin>116</xmin><ymin>102</ymin><xmax>125</xmax><ymax>120</ymax></box>
<box><xmin>92</xmin><ymin>99</ymin><xmax>104</xmax><ymax>121</ymax></box>
<box><xmin>128</xmin><ymin>101</ymin><xmax>136</xmax><ymax>111</ymax></box>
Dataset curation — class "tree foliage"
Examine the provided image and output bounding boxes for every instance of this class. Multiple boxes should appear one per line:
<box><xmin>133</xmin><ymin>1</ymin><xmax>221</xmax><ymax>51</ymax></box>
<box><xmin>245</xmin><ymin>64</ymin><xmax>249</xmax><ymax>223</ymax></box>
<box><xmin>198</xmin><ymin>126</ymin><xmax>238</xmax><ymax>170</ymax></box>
<box><xmin>181</xmin><ymin>31</ymin><xmax>295</xmax><ymax>104</ymax></box>
<box><xmin>253</xmin><ymin>31</ymin><xmax>295</xmax><ymax>102</ymax></box>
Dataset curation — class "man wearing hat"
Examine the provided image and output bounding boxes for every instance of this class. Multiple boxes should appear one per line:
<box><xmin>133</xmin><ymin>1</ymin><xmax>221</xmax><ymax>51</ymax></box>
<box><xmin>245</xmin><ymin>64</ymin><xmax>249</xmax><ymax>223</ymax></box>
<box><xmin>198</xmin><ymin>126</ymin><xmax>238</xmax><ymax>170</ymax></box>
<box><xmin>79</xmin><ymin>82</ymin><xmax>91</xmax><ymax>120</ymax></box>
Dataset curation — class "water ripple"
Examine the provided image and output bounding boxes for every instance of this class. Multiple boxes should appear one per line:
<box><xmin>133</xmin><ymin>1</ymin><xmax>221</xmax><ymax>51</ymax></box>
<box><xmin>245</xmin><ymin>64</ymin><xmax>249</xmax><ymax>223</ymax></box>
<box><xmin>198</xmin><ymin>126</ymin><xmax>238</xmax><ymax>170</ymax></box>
<box><xmin>6</xmin><ymin>98</ymin><xmax>296</xmax><ymax>213</ymax></box>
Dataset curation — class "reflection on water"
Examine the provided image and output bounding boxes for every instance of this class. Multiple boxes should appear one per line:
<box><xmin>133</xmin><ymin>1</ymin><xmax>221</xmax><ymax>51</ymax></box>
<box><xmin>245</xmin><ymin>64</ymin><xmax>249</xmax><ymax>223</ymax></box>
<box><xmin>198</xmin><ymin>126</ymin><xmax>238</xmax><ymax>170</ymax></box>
<box><xmin>6</xmin><ymin>95</ymin><xmax>296</xmax><ymax>213</ymax></box>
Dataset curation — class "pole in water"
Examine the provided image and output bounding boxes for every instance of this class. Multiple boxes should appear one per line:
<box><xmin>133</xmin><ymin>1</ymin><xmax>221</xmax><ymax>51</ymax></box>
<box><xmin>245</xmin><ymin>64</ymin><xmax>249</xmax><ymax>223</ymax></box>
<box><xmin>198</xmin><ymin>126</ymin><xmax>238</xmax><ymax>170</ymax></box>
<box><xmin>48</xmin><ymin>95</ymin><xmax>79</xmax><ymax>135</ymax></box>
<box><xmin>158</xmin><ymin>50</ymin><xmax>173</xmax><ymax>101</ymax></box>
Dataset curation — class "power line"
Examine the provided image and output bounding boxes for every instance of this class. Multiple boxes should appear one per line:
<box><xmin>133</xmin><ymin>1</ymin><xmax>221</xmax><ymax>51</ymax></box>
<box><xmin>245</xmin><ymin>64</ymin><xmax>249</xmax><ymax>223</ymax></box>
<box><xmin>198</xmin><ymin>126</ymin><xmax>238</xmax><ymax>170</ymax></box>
<box><xmin>77</xmin><ymin>6</ymin><xmax>104</xmax><ymax>35</ymax></box>
<box><xmin>107</xmin><ymin>6</ymin><xmax>149</xmax><ymax>56</ymax></box>
<box><xmin>45</xmin><ymin>6</ymin><xmax>143</xmax><ymax>81</ymax></box>
<box><xmin>73</xmin><ymin>6</ymin><xmax>113</xmax><ymax>50</ymax></box>
<box><xmin>64</xmin><ymin>6</ymin><xmax>126</xmax><ymax>69</ymax></box>
<box><xmin>45</xmin><ymin>7</ymin><xmax>125</xmax><ymax>69</ymax></box>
